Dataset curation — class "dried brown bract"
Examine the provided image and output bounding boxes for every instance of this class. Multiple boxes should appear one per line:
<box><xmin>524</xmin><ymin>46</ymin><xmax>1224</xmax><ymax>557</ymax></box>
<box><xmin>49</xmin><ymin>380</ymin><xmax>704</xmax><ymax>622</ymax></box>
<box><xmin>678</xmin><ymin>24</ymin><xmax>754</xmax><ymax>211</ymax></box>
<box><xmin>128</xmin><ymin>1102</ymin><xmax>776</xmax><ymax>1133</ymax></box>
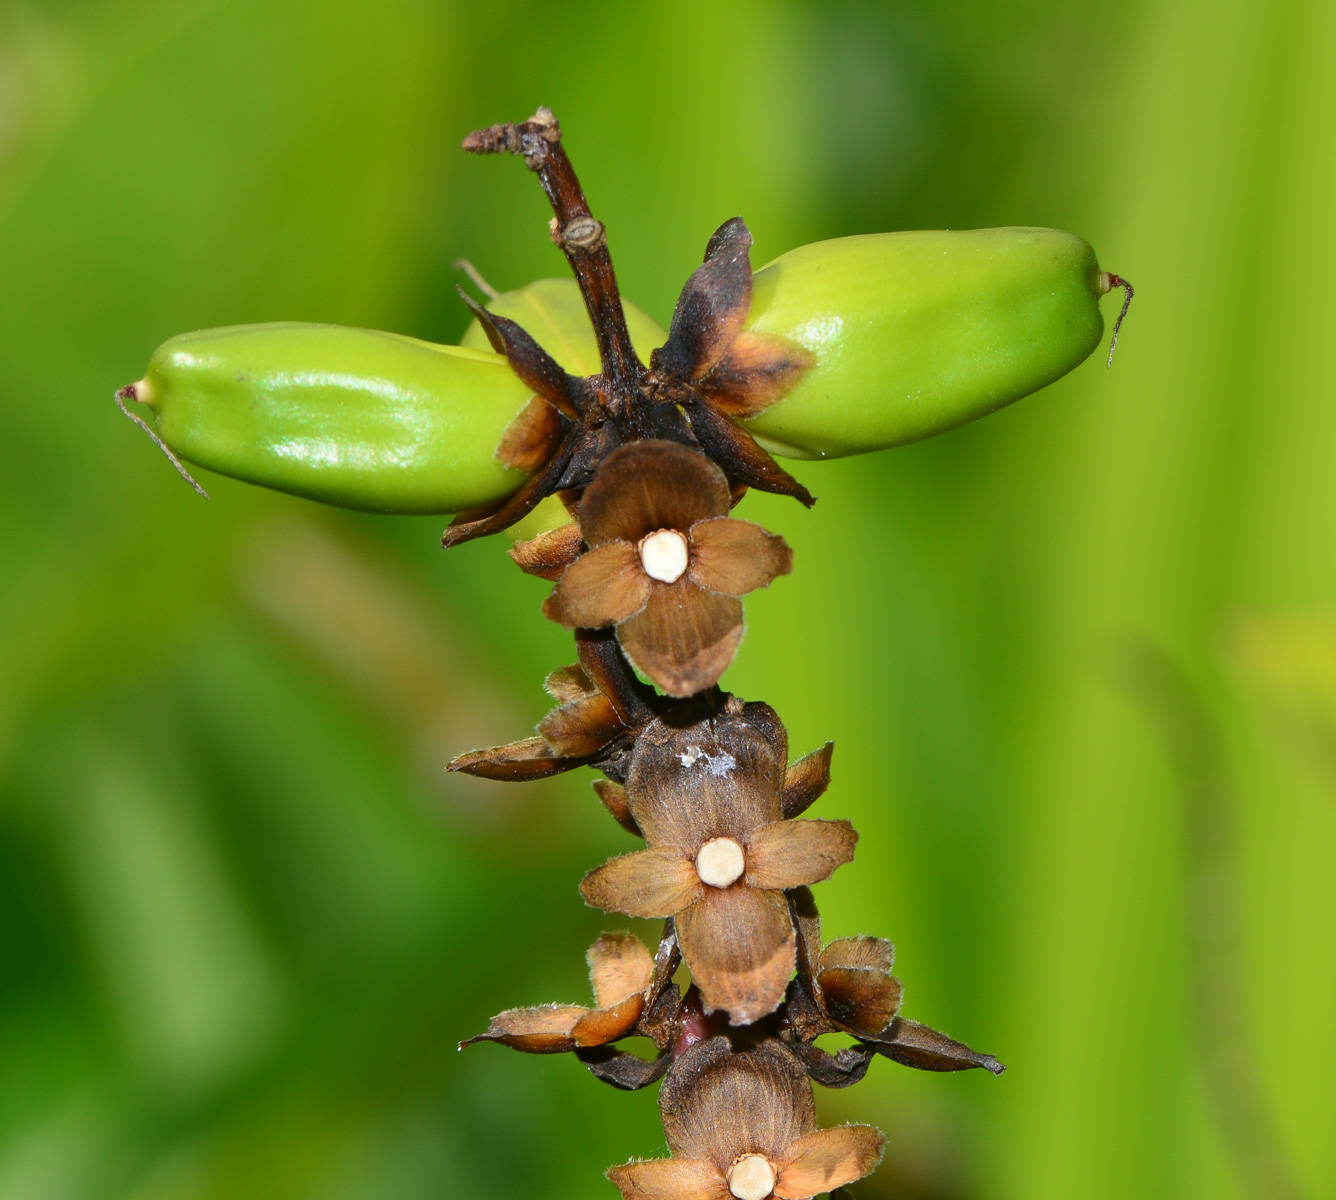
<box><xmin>462</xmin><ymin>926</ymin><xmax>686</xmax><ymax>1092</ymax></box>
<box><xmin>461</xmin><ymin>932</ymin><xmax>654</xmax><ymax>1054</ymax></box>
<box><xmin>448</xmin><ymin>630</ymin><xmax>657</xmax><ymax>781</ymax></box>
<box><xmin>442</xmin><ymin>110</ymin><xmax>815</xmax><ymax>550</ymax></box>
<box><xmin>580</xmin><ymin>701</ymin><xmax>856</xmax><ymax>1024</ymax></box>
<box><xmin>544</xmin><ymin>441</ymin><xmax>792</xmax><ymax>697</ymax></box>
<box><xmin>608</xmin><ymin>1036</ymin><xmax>884</xmax><ymax>1200</ymax></box>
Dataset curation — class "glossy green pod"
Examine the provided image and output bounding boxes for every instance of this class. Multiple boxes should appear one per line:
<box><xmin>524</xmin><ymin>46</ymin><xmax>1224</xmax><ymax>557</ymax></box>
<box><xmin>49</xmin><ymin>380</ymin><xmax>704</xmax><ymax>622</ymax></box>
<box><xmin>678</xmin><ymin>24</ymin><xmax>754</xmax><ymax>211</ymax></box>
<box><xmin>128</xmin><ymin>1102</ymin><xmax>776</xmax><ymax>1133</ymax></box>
<box><xmin>127</xmin><ymin>322</ymin><xmax>531</xmax><ymax>513</ymax></box>
<box><xmin>743</xmin><ymin>228</ymin><xmax>1106</xmax><ymax>459</ymax></box>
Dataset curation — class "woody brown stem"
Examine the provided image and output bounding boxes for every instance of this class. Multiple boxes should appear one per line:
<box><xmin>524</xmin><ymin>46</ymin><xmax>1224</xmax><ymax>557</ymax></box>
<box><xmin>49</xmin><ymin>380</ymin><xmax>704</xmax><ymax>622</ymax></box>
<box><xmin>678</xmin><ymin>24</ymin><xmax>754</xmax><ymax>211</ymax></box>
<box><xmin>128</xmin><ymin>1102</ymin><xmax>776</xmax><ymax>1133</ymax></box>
<box><xmin>576</xmin><ymin>629</ymin><xmax>657</xmax><ymax>726</ymax></box>
<box><xmin>463</xmin><ymin>108</ymin><xmax>641</xmax><ymax>383</ymax></box>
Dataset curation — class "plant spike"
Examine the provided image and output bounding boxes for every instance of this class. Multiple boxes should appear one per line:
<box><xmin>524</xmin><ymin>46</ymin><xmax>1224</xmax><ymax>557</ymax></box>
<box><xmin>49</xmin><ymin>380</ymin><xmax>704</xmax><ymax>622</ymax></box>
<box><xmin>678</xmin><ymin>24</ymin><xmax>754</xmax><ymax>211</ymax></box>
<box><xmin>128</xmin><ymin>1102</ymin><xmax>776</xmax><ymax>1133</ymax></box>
<box><xmin>452</xmin><ymin>110</ymin><xmax>1005</xmax><ymax>1200</ymax></box>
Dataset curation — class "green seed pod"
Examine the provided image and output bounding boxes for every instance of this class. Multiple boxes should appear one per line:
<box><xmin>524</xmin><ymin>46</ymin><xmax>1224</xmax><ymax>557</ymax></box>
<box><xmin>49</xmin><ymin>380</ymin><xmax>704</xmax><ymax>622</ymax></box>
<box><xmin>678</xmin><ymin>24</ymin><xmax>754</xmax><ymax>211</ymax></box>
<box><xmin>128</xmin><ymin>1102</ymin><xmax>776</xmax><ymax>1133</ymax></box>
<box><xmin>123</xmin><ymin>322</ymin><xmax>531</xmax><ymax>513</ymax></box>
<box><xmin>742</xmin><ymin>228</ymin><xmax>1111</xmax><ymax>460</ymax></box>
<box><xmin>459</xmin><ymin>277</ymin><xmax>667</xmax><ymax>373</ymax></box>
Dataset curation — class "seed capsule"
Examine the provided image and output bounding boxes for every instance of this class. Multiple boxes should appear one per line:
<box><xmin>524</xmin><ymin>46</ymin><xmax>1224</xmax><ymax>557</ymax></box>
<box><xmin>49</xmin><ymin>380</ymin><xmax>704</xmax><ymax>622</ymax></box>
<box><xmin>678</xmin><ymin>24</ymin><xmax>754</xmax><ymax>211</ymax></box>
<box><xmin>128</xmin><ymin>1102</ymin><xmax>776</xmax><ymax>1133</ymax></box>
<box><xmin>123</xmin><ymin>322</ymin><xmax>533</xmax><ymax>513</ymax></box>
<box><xmin>742</xmin><ymin>227</ymin><xmax>1113</xmax><ymax>459</ymax></box>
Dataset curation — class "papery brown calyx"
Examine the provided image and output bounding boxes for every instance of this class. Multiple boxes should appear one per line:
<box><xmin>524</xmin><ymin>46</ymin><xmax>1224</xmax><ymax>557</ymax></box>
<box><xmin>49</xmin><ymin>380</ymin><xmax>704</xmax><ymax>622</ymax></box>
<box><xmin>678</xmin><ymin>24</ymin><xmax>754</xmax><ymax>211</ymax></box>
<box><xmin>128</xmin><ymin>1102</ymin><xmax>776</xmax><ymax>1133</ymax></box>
<box><xmin>579</xmin><ymin>702</ymin><xmax>856</xmax><ymax>1025</ymax></box>
<box><xmin>544</xmin><ymin>441</ymin><xmax>792</xmax><ymax>698</ymax></box>
<box><xmin>607</xmin><ymin>1036</ymin><xmax>884</xmax><ymax>1200</ymax></box>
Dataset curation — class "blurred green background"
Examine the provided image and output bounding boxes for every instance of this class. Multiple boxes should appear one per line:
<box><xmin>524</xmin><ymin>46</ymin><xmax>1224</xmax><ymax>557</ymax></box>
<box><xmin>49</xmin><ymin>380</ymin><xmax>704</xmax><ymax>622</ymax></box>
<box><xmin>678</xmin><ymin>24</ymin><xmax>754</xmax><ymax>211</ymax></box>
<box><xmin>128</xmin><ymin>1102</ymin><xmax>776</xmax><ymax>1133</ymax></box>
<box><xmin>2</xmin><ymin>0</ymin><xmax>1334</xmax><ymax>1197</ymax></box>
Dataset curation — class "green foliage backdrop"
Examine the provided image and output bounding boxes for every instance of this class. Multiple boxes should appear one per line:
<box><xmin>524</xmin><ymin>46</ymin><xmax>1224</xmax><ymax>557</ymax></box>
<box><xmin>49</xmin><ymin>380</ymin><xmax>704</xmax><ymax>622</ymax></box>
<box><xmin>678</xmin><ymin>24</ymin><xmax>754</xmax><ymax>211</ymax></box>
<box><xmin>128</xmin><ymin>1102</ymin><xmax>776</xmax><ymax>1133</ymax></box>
<box><xmin>1</xmin><ymin>1</ymin><xmax>1333</xmax><ymax>1197</ymax></box>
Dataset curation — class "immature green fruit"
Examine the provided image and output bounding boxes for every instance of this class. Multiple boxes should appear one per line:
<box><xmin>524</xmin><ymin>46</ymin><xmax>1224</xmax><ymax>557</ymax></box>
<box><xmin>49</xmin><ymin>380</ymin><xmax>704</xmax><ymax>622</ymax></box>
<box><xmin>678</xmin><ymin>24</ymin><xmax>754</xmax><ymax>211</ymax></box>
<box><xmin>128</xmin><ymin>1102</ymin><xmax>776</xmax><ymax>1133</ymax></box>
<box><xmin>742</xmin><ymin>228</ymin><xmax>1108</xmax><ymax>459</ymax></box>
<box><xmin>123</xmin><ymin>323</ymin><xmax>531</xmax><ymax>513</ymax></box>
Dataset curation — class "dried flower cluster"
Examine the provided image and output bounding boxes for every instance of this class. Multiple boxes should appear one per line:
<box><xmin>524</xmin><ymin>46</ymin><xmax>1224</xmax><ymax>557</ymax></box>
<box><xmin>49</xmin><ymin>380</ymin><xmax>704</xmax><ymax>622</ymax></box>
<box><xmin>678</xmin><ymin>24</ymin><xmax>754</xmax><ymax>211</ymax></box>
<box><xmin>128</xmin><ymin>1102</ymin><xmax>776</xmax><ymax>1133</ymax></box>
<box><xmin>449</xmin><ymin>109</ymin><xmax>1001</xmax><ymax>1200</ymax></box>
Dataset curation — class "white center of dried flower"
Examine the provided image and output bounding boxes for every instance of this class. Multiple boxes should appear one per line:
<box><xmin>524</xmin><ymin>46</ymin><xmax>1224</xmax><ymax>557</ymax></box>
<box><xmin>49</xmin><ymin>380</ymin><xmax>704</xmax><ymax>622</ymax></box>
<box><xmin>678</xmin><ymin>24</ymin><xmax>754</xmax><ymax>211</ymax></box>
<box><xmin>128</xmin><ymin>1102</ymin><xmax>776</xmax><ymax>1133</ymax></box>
<box><xmin>639</xmin><ymin>529</ymin><xmax>689</xmax><ymax>583</ymax></box>
<box><xmin>695</xmin><ymin>837</ymin><xmax>746</xmax><ymax>888</ymax></box>
<box><xmin>728</xmin><ymin>1155</ymin><xmax>776</xmax><ymax>1200</ymax></box>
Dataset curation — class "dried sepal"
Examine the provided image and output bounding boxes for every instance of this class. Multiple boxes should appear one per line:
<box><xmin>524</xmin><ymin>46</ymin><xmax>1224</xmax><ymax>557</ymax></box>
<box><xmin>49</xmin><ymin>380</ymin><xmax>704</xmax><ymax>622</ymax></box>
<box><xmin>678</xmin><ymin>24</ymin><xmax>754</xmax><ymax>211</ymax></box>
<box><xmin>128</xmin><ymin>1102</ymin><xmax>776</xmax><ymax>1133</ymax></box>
<box><xmin>675</xmin><ymin>885</ymin><xmax>795</xmax><ymax>1025</ymax></box>
<box><xmin>683</xmin><ymin>395</ymin><xmax>816</xmax><ymax>508</ymax></box>
<box><xmin>579</xmin><ymin>1045</ymin><xmax>673</xmax><ymax>1092</ymax></box>
<box><xmin>457</xmin><ymin>286</ymin><xmax>584</xmax><ymax>419</ymax></box>
<box><xmin>447</xmin><ymin>735</ymin><xmax>582</xmax><ymax>781</ymax></box>
<box><xmin>623</xmin><ymin>699</ymin><xmax>784</xmax><ymax>846</ymax></box>
<box><xmin>545</xmin><ymin>541</ymin><xmax>651</xmax><ymax>627</ymax></box>
<box><xmin>787</xmin><ymin>1040</ymin><xmax>875</xmax><ymax>1090</ymax></box>
<box><xmin>699</xmin><ymin>332</ymin><xmax>816</xmax><ymax>420</ymax></box>
<box><xmin>460</xmin><ymin>1003</ymin><xmax>595</xmax><ymax>1053</ymax></box>
<box><xmin>864</xmin><ymin>1017</ymin><xmax>1005</xmax><ymax>1076</ymax></box>
<box><xmin>781</xmin><ymin>744</ymin><xmax>834</xmax><ymax>819</ymax></box>
<box><xmin>509</xmin><ymin>518</ymin><xmax>584</xmax><ymax>579</ymax></box>
<box><xmin>744</xmin><ymin>820</ymin><xmax>858</xmax><ymax>891</ymax></box>
<box><xmin>579</xmin><ymin>439</ymin><xmax>728</xmax><ymax>546</ymax></box>
<box><xmin>654</xmin><ymin>216</ymin><xmax>755</xmax><ymax>382</ymax></box>
<box><xmin>497</xmin><ymin>394</ymin><xmax>570</xmax><ymax>473</ymax></box>
<box><xmin>819</xmin><ymin>936</ymin><xmax>893</xmax><ymax>974</ymax></box>
<box><xmin>580</xmin><ymin>848</ymin><xmax>704</xmax><ymax>919</ymax></box>
<box><xmin>593</xmin><ymin>779</ymin><xmax>641</xmax><ymax>837</ymax></box>
<box><xmin>544</xmin><ymin>662</ymin><xmax>594</xmax><ymax>703</ymax></box>
<box><xmin>538</xmin><ymin>689</ymin><xmax>627</xmax><ymax>758</ymax></box>
<box><xmin>607</xmin><ymin>1156</ymin><xmax>727</xmax><ymax>1200</ymax></box>
<box><xmin>817</xmin><ymin>968</ymin><xmax>903</xmax><ymax>1040</ymax></box>
<box><xmin>659</xmin><ymin>1037</ymin><xmax>815</xmax><ymax>1168</ymax></box>
<box><xmin>773</xmin><ymin>1126</ymin><xmax>886</xmax><ymax>1200</ymax></box>
<box><xmin>688</xmin><ymin>518</ymin><xmax>794</xmax><ymax>597</ymax></box>
<box><xmin>442</xmin><ymin>436</ymin><xmax>576</xmax><ymax>547</ymax></box>
<box><xmin>617</xmin><ymin>584</ymin><xmax>744</xmax><ymax>698</ymax></box>
<box><xmin>460</xmin><ymin>932</ymin><xmax>656</xmax><ymax>1057</ymax></box>
<box><xmin>588</xmin><ymin>931</ymin><xmax>655</xmax><ymax>1008</ymax></box>
<box><xmin>450</xmin><ymin>637</ymin><xmax>655</xmax><ymax>782</ymax></box>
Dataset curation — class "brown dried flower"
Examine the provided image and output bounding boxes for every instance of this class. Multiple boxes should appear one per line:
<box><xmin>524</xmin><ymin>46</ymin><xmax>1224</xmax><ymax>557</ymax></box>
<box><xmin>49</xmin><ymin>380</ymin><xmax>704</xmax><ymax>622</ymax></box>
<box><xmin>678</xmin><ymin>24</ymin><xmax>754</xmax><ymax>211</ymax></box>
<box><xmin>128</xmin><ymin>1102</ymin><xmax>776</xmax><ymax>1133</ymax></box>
<box><xmin>608</xmin><ymin>1036</ymin><xmax>884</xmax><ymax>1200</ymax></box>
<box><xmin>789</xmin><ymin>889</ymin><xmax>1005</xmax><ymax>1076</ymax></box>
<box><xmin>580</xmin><ymin>702</ymin><xmax>856</xmax><ymax>1024</ymax></box>
<box><xmin>543</xmin><ymin>440</ymin><xmax>792</xmax><ymax>697</ymax></box>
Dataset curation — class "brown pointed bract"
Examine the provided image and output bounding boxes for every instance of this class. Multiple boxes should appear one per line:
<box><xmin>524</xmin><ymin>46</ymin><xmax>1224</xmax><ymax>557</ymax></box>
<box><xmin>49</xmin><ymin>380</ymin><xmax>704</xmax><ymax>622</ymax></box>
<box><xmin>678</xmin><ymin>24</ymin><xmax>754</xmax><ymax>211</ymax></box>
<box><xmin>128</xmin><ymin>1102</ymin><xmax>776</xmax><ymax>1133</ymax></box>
<box><xmin>460</xmin><ymin>933</ymin><xmax>653</xmax><ymax>1054</ymax></box>
<box><xmin>448</xmin><ymin>639</ymin><xmax>656</xmax><ymax>781</ymax></box>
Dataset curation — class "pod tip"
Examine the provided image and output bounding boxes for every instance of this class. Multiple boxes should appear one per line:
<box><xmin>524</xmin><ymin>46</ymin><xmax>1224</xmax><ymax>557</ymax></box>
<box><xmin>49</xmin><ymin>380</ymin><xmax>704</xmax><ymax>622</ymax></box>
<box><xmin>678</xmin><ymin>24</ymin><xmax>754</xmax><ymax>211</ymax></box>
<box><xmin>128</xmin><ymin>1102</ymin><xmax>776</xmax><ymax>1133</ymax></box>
<box><xmin>113</xmin><ymin>385</ymin><xmax>209</xmax><ymax>499</ymax></box>
<box><xmin>1099</xmin><ymin>273</ymin><xmax>1135</xmax><ymax>368</ymax></box>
